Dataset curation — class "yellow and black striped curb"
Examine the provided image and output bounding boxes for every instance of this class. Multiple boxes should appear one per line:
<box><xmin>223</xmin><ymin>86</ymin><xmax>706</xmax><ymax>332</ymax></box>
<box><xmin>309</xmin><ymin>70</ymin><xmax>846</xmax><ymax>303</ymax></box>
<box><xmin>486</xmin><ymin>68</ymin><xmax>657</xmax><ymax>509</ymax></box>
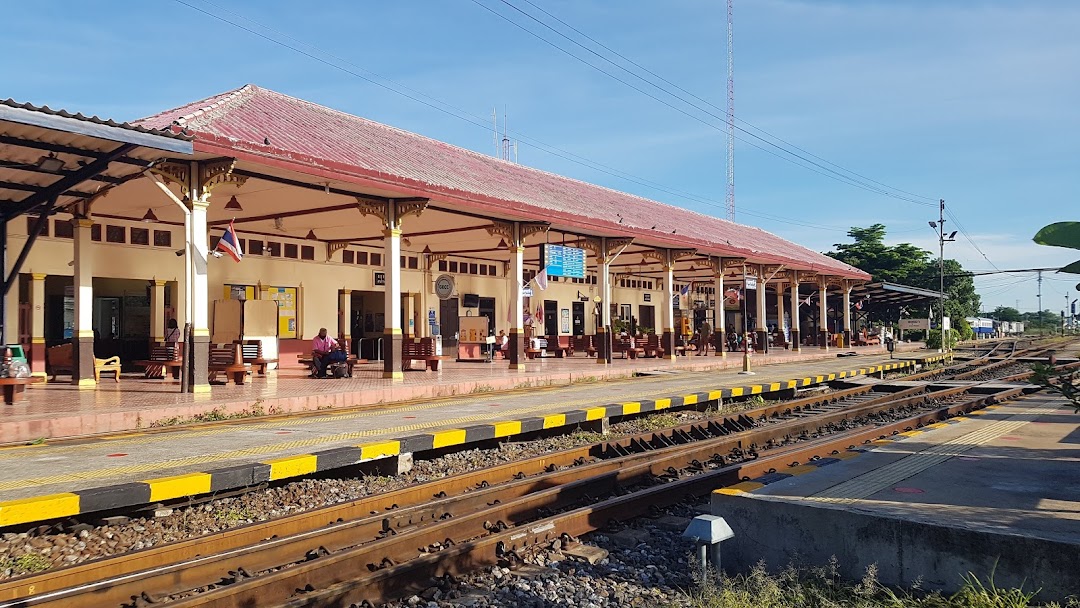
<box><xmin>0</xmin><ymin>361</ymin><xmax>915</xmax><ymax>528</ymax></box>
<box><xmin>714</xmin><ymin>405</ymin><xmax>983</xmax><ymax>496</ymax></box>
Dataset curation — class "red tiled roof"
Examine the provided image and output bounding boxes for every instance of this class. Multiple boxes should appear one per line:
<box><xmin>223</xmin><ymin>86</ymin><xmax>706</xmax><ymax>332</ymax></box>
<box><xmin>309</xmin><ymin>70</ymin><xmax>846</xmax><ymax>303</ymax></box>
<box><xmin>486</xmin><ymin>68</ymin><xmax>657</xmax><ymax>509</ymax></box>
<box><xmin>137</xmin><ymin>85</ymin><xmax>868</xmax><ymax>279</ymax></box>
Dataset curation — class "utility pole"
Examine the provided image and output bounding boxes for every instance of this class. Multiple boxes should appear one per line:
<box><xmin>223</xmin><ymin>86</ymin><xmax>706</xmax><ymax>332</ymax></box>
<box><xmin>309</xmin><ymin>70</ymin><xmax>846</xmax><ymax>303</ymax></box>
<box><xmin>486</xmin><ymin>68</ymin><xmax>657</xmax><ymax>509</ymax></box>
<box><xmin>928</xmin><ymin>199</ymin><xmax>955</xmax><ymax>351</ymax></box>
<box><xmin>1037</xmin><ymin>269</ymin><xmax>1043</xmax><ymax>336</ymax></box>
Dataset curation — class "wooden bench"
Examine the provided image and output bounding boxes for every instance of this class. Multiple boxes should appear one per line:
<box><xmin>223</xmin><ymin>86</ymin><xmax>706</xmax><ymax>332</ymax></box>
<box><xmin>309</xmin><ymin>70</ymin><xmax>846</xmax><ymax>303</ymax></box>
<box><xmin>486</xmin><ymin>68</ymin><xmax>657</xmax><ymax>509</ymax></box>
<box><xmin>546</xmin><ymin>335</ymin><xmax>573</xmax><ymax>358</ymax></box>
<box><xmin>0</xmin><ymin>376</ymin><xmax>43</xmax><ymax>405</ymax></box>
<box><xmin>298</xmin><ymin>353</ymin><xmax>358</xmax><ymax>377</ymax></box>
<box><xmin>614</xmin><ymin>337</ymin><xmax>645</xmax><ymax>360</ymax></box>
<box><xmin>133</xmin><ymin>343</ymin><xmax>183</xmax><ymax>379</ymax></box>
<box><xmin>236</xmin><ymin>340</ymin><xmax>278</xmax><ymax>375</ymax></box>
<box><xmin>402</xmin><ymin>338</ymin><xmax>441</xmax><ymax>371</ymax></box>
<box><xmin>208</xmin><ymin>343</ymin><xmax>249</xmax><ymax>385</ymax></box>
<box><xmin>573</xmin><ymin>335</ymin><xmax>596</xmax><ymax>357</ymax></box>
<box><xmin>643</xmin><ymin>334</ymin><xmax>666</xmax><ymax>358</ymax></box>
<box><xmin>46</xmin><ymin>343</ymin><xmax>122</xmax><ymax>382</ymax></box>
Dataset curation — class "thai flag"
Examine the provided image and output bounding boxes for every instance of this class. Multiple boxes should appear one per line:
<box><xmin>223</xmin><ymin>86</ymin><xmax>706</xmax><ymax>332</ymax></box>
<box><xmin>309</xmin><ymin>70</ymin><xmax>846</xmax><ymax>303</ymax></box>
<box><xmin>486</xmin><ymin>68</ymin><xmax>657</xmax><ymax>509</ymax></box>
<box><xmin>217</xmin><ymin>220</ymin><xmax>243</xmax><ymax>262</ymax></box>
<box><xmin>680</xmin><ymin>281</ymin><xmax>693</xmax><ymax>296</ymax></box>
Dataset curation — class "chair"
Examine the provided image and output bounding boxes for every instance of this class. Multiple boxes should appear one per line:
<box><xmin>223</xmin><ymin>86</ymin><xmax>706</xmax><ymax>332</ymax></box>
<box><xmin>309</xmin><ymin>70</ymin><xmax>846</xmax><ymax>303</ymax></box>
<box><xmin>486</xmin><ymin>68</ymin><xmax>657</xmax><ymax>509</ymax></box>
<box><xmin>94</xmin><ymin>356</ymin><xmax>122</xmax><ymax>382</ymax></box>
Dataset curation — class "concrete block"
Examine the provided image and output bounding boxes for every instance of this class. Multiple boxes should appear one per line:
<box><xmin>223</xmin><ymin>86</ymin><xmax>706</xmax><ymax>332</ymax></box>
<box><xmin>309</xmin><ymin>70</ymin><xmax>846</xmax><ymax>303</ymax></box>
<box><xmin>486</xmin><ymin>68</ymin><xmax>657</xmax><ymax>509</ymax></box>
<box><xmin>654</xmin><ymin>515</ymin><xmax>692</xmax><ymax>532</ymax></box>
<box><xmin>564</xmin><ymin>544</ymin><xmax>609</xmax><ymax>564</ymax></box>
<box><xmin>366</xmin><ymin>452</ymin><xmax>414</xmax><ymax>476</ymax></box>
<box><xmin>579</xmin><ymin>417</ymin><xmax>610</xmax><ymax>435</ymax></box>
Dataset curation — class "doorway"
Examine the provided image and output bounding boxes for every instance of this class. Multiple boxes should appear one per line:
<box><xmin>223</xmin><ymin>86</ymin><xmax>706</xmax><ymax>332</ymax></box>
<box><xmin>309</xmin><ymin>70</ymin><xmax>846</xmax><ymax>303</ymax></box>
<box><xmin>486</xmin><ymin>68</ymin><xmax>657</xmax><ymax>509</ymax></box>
<box><xmin>544</xmin><ymin>300</ymin><xmax>558</xmax><ymax>336</ymax></box>
<box><xmin>639</xmin><ymin>305</ymin><xmax>655</xmax><ymax>333</ymax></box>
<box><xmin>572</xmin><ymin>301</ymin><xmax>585</xmax><ymax>335</ymax></box>
<box><xmin>478</xmin><ymin>297</ymin><xmax>496</xmax><ymax>336</ymax></box>
<box><xmin>440</xmin><ymin>297</ymin><xmax>460</xmax><ymax>346</ymax></box>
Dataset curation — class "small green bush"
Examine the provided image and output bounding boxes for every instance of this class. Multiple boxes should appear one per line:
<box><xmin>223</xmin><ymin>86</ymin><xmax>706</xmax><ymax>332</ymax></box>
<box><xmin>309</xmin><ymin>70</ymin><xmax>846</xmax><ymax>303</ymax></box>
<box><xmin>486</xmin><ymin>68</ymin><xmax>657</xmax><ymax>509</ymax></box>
<box><xmin>927</xmin><ymin>328</ymin><xmax>961</xmax><ymax>350</ymax></box>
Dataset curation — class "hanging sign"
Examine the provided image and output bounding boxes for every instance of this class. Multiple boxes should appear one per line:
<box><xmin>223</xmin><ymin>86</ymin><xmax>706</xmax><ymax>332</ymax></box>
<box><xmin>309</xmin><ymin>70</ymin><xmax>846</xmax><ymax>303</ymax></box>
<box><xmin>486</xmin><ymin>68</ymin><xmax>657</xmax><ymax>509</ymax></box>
<box><xmin>434</xmin><ymin>274</ymin><xmax>455</xmax><ymax>300</ymax></box>
<box><xmin>541</xmin><ymin>244</ymin><xmax>587</xmax><ymax>279</ymax></box>
<box><xmin>744</xmin><ymin>276</ymin><xmax>758</xmax><ymax>290</ymax></box>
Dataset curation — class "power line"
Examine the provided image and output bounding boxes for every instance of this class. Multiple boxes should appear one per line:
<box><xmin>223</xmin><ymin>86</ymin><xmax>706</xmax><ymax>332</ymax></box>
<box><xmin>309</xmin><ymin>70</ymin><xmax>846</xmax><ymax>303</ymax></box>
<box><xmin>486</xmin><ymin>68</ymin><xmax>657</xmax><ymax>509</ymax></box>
<box><xmin>171</xmin><ymin>0</ymin><xmax>869</xmax><ymax>233</ymax></box>
<box><xmin>473</xmin><ymin>0</ymin><xmax>936</xmax><ymax>207</ymax></box>
<box><xmin>511</xmin><ymin>0</ymin><xmax>939</xmax><ymax>207</ymax></box>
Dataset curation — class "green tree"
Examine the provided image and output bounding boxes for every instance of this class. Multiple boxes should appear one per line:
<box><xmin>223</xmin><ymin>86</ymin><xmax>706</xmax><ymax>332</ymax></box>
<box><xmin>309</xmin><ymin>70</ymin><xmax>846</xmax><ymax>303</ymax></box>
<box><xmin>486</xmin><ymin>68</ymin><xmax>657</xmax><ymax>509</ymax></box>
<box><xmin>827</xmin><ymin>224</ymin><xmax>981</xmax><ymax>321</ymax></box>
<box><xmin>990</xmin><ymin>306</ymin><xmax>1021</xmax><ymax>322</ymax></box>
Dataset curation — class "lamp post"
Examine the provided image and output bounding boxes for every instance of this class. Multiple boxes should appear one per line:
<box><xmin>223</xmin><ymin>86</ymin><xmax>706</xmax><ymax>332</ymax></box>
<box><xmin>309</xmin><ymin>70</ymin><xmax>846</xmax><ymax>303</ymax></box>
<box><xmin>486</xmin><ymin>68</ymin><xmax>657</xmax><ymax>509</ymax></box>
<box><xmin>928</xmin><ymin>199</ymin><xmax>956</xmax><ymax>352</ymax></box>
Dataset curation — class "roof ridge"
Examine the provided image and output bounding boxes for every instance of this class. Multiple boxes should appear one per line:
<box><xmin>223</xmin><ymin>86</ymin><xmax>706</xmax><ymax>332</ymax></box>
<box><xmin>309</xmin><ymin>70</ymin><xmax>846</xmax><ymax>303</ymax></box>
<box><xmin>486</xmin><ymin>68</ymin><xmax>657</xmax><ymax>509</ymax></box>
<box><xmin>171</xmin><ymin>84</ymin><xmax>255</xmax><ymax>127</ymax></box>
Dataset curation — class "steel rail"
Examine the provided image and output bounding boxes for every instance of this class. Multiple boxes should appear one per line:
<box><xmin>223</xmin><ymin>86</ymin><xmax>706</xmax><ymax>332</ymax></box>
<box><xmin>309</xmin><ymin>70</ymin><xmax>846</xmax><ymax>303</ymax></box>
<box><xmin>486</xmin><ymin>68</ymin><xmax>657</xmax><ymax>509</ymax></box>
<box><xmin>239</xmin><ymin>387</ymin><xmax>1029</xmax><ymax>608</ymax></box>
<box><xmin>106</xmin><ymin>386</ymin><xmax>1007</xmax><ymax>608</ymax></box>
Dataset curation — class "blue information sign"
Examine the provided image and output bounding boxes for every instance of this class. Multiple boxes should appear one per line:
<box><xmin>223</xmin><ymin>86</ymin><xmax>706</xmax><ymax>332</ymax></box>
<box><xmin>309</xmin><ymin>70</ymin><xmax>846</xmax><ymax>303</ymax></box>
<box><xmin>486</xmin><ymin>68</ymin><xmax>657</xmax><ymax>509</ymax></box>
<box><xmin>542</xmin><ymin>244</ymin><xmax>587</xmax><ymax>279</ymax></box>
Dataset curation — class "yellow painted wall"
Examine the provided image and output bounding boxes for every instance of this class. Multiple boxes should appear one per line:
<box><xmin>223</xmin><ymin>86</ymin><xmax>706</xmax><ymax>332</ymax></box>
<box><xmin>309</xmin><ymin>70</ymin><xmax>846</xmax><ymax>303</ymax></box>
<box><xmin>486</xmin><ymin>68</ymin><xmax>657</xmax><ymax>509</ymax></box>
<box><xmin>7</xmin><ymin>218</ymin><xmax>682</xmax><ymax>340</ymax></box>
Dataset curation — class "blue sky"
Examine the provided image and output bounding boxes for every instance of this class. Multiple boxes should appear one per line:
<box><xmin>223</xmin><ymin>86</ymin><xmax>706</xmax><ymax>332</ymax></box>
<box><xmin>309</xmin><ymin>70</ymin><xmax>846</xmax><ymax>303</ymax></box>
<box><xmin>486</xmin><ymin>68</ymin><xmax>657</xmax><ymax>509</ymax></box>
<box><xmin>4</xmin><ymin>0</ymin><xmax>1078</xmax><ymax>314</ymax></box>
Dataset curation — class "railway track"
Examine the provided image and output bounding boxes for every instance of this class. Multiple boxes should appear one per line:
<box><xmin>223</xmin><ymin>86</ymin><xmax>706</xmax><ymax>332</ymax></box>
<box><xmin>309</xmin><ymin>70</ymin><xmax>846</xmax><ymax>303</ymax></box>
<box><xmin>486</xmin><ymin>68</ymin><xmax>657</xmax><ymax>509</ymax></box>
<box><xmin>0</xmin><ymin>346</ymin><xmax>1057</xmax><ymax>608</ymax></box>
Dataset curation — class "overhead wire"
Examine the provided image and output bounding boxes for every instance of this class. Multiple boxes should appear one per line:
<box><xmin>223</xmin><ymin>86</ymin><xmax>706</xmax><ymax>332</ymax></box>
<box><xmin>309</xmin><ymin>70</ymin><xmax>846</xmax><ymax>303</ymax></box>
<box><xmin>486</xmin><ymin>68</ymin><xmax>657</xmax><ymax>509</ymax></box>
<box><xmin>473</xmin><ymin>0</ymin><xmax>936</xmax><ymax>207</ymax></box>
<box><xmin>172</xmin><ymin>0</ymin><xmax>864</xmax><ymax>233</ymax></box>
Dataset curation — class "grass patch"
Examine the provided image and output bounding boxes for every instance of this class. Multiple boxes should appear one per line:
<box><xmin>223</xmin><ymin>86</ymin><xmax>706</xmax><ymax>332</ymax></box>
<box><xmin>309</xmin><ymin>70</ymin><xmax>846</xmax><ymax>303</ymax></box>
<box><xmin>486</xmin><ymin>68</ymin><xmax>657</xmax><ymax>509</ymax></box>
<box><xmin>2</xmin><ymin>553</ymin><xmax>52</xmax><ymax>575</ymax></box>
<box><xmin>676</xmin><ymin>562</ymin><xmax>1070</xmax><ymax>608</ymax></box>
<box><xmin>150</xmin><ymin>402</ymin><xmax>277</xmax><ymax>428</ymax></box>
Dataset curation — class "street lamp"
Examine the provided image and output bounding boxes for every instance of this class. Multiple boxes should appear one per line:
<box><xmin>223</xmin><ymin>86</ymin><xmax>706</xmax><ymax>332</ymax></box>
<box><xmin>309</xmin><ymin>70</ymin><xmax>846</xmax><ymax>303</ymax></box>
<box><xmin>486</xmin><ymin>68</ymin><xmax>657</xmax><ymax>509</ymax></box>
<box><xmin>928</xmin><ymin>199</ymin><xmax>956</xmax><ymax>352</ymax></box>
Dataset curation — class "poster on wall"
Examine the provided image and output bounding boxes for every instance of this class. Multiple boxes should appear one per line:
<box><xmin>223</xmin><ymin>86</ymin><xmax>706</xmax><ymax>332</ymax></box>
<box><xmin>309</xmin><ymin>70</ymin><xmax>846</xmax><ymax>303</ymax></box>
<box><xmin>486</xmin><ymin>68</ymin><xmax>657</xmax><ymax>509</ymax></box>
<box><xmin>561</xmin><ymin>309</ymin><xmax>570</xmax><ymax>334</ymax></box>
<box><xmin>268</xmin><ymin>286</ymin><xmax>298</xmax><ymax>339</ymax></box>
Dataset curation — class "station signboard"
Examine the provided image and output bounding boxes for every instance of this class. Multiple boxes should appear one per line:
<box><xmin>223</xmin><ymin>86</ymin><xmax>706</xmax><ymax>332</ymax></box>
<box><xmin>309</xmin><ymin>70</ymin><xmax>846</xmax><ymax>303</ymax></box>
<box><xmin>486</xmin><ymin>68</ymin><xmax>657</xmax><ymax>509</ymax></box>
<box><xmin>541</xmin><ymin>244</ymin><xmax>586</xmax><ymax>279</ymax></box>
<box><xmin>899</xmin><ymin>318</ymin><xmax>930</xmax><ymax>330</ymax></box>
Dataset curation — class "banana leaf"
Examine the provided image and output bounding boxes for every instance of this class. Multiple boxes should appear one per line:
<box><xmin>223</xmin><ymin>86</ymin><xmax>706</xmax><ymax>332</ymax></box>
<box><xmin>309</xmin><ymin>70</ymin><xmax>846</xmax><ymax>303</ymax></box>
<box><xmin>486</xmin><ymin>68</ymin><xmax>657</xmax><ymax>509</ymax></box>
<box><xmin>1059</xmin><ymin>259</ymin><xmax>1080</xmax><ymax>275</ymax></box>
<box><xmin>1033</xmin><ymin>222</ymin><xmax>1080</xmax><ymax>250</ymax></box>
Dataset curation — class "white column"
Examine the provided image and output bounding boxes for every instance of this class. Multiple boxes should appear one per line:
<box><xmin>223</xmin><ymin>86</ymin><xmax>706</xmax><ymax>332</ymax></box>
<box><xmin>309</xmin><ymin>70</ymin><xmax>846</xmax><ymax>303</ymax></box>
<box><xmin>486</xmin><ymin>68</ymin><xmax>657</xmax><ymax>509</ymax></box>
<box><xmin>662</xmin><ymin>253</ymin><xmax>676</xmax><ymax>360</ymax></box>
<box><xmin>776</xmin><ymin>280</ymin><xmax>786</xmax><ymax>349</ymax></box>
<box><xmin>597</xmin><ymin>240</ymin><xmax>612</xmax><ymax>364</ymax></box>
<box><xmin>72</xmin><ymin>217</ymin><xmax>96</xmax><ymax>386</ymax></box>
<box><xmin>713</xmin><ymin>260</ymin><xmax>725</xmax><ymax>357</ymax></box>
<box><xmin>30</xmin><ymin>273</ymin><xmax>47</xmax><ymax>378</ymax></box>
<box><xmin>383</xmin><ymin>218</ymin><xmax>403</xmax><ymax>380</ymax></box>
<box><xmin>818</xmin><ymin>278</ymin><xmax>830</xmax><ymax>350</ymax></box>
<box><xmin>842</xmin><ymin>281</ymin><xmax>852</xmax><ymax>348</ymax></box>
<box><xmin>790</xmin><ymin>271</ymin><xmax>801</xmax><ymax>352</ymax></box>
<box><xmin>150</xmin><ymin>279</ymin><xmax>167</xmax><ymax>343</ymax></box>
<box><xmin>339</xmin><ymin>289</ymin><xmax>352</xmax><ymax>341</ymax></box>
<box><xmin>509</xmin><ymin>230</ymin><xmax>525</xmax><ymax>370</ymax></box>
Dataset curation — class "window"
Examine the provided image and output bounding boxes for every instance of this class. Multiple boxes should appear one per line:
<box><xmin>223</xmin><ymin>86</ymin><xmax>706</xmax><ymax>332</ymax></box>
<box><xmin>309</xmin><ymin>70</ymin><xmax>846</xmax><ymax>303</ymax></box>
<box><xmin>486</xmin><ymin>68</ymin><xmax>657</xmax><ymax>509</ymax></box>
<box><xmin>106</xmin><ymin>225</ymin><xmax>125</xmax><ymax>244</ymax></box>
<box><xmin>449</xmin><ymin>261</ymin><xmax>458</xmax><ymax>273</ymax></box>
<box><xmin>400</xmin><ymin>255</ymin><xmax>406</xmax><ymax>268</ymax></box>
<box><xmin>343</xmin><ymin>250</ymin><xmax>355</xmax><ymax>264</ymax></box>
<box><xmin>284</xmin><ymin>243</ymin><xmax>298</xmax><ymax>259</ymax></box>
<box><xmin>248</xmin><ymin>240</ymin><xmax>264</xmax><ymax>256</ymax></box>
<box><xmin>356</xmin><ymin>250</ymin><xmax>368</xmax><ymax>265</ymax></box>
<box><xmin>53</xmin><ymin>220</ymin><xmax>73</xmax><ymax>239</ymax></box>
<box><xmin>438</xmin><ymin>260</ymin><xmax>447</xmax><ymax>272</ymax></box>
<box><xmin>480</xmin><ymin>264</ymin><xmax>488</xmax><ymax>276</ymax></box>
<box><xmin>408</xmin><ymin>256</ymin><xmax>418</xmax><ymax>269</ymax></box>
<box><xmin>469</xmin><ymin>263</ymin><xmax>478</xmax><ymax>275</ymax></box>
<box><xmin>371</xmin><ymin>252</ymin><xmax>382</xmax><ymax>266</ymax></box>
<box><xmin>130</xmin><ymin>227</ymin><xmax>149</xmax><ymax>245</ymax></box>
<box><xmin>619</xmin><ymin>304</ymin><xmax>632</xmax><ymax>320</ymax></box>
<box><xmin>26</xmin><ymin>216</ymin><xmax>47</xmax><ymax>237</ymax></box>
<box><xmin>91</xmin><ymin>223</ymin><xmax>101</xmax><ymax>241</ymax></box>
<box><xmin>301</xmin><ymin>245</ymin><xmax>315</xmax><ymax>260</ymax></box>
<box><xmin>267</xmin><ymin>241</ymin><xmax>280</xmax><ymax>257</ymax></box>
<box><xmin>489</xmin><ymin>265</ymin><xmax>497</xmax><ymax>276</ymax></box>
<box><xmin>154</xmin><ymin>230</ymin><xmax>172</xmax><ymax>247</ymax></box>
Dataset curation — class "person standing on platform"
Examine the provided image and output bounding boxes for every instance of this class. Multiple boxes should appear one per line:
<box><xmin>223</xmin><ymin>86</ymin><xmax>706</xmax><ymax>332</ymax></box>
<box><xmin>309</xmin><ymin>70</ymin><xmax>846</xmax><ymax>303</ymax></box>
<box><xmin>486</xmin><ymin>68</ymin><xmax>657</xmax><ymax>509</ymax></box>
<box><xmin>697</xmin><ymin>319</ymin><xmax>711</xmax><ymax>355</ymax></box>
<box><xmin>311</xmin><ymin>327</ymin><xmax>339</xmax><ymax>378</ymax></box>
<box><xmin>164</xmin><ymin>319</ymin><xmax>181</xmax><ymax>344</ymax></box>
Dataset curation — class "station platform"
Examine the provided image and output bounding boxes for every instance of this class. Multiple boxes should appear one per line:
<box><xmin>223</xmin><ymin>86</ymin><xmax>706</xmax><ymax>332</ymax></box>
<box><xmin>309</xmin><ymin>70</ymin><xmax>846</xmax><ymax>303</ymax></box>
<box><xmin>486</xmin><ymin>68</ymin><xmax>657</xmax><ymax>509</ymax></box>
<box><xmin>711</xmin><ymin>393</ymin><xmax>1080</xmax><ymax>602</ymax></box>
<box><xmin>0</xmin><ymin>349</ymin><xmax>940</xmax><ymax>528</ymax></box>
<box><xmin>1</xmin><ymin>343</ymin><xmax>928</xmax><ymax>444</ymax></box>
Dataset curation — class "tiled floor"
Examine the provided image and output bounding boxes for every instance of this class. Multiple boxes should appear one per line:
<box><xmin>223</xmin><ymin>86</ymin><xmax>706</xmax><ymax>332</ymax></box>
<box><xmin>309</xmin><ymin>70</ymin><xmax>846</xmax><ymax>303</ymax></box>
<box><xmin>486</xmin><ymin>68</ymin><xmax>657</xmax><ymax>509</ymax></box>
<box><xmin>1</xmin><ymin>344</ymin><xmax>919</xmax><ymax>443</ymax></box>
<box><xmin>0</xmin><ymin>350</ymin><xmax>916</xmax><ymax>501</ymax></box>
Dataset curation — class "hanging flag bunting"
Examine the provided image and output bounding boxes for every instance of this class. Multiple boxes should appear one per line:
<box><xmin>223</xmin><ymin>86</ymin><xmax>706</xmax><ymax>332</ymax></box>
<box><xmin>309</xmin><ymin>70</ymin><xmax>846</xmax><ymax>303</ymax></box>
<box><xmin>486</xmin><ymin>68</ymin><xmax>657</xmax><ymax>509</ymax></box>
<box><xmin>534</xmin><ymin>268</ymin><xmax>549</xmax><ymax>291</ymax></box>
<box><xmin>536</xmin><ymin>303</ymin><xmax>544</xmax><ymax>324</ymax></box>
<box><xmin>217</xmin><ymin>220</ymin><xmax>243</xmax><ymax>262</ymax></box>
<box><xmin>854</xmin><ymin>300</ymin><xmax>863</xmax><ymax>310</ymax></box>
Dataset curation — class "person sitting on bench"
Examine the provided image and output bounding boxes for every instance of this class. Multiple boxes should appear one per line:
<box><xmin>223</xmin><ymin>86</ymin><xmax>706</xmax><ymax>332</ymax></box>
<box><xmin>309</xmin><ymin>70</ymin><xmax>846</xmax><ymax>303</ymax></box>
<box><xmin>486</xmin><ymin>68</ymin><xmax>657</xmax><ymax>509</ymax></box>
<box><xmin>311</xmin><ymin>328</ymin><xmax>340</xmax><ymax>378</ymax></box>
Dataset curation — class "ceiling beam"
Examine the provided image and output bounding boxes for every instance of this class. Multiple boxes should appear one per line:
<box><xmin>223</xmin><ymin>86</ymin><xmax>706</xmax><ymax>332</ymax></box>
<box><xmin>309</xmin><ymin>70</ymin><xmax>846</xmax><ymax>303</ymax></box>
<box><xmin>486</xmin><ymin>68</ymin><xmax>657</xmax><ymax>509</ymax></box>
<box><xmin>2</xmin><ymin>143</ymin><xmax>137</xmax><ymax>220</ymax></box>
<box><xmin>0</xmin><ymin>135</ymin><xmax>147</xmax><ymax>167</ymax></box>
